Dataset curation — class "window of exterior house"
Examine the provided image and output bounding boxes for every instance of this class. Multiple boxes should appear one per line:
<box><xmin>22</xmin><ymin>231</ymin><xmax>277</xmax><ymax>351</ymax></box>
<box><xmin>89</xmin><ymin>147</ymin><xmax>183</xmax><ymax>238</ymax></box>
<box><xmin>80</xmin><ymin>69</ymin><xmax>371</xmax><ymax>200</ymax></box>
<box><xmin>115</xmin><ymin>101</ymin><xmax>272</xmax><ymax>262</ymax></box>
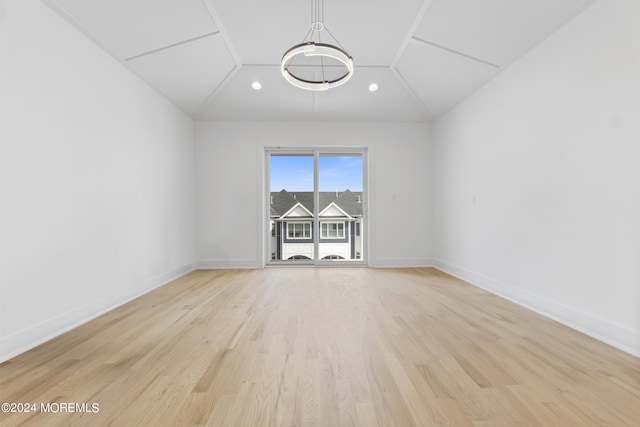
<box><xmin>288</xmin><ymin>222</ymin><xmax>311</xmax><ymax>239</ymax></box>
<box><xmin>321</xmin><ymin>222</ymin><xmax>345</xmax><ymax>239</ymax></box>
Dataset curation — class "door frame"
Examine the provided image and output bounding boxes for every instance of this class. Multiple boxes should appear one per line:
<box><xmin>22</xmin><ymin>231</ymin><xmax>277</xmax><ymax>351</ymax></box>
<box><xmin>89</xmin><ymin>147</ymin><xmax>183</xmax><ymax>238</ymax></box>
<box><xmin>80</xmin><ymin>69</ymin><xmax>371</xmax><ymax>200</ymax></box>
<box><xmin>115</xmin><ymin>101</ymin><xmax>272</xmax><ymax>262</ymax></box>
<box><xmin>264</xmin><ymin>147</ymin><xmax>369</xmax><ymax>267</ymax></box>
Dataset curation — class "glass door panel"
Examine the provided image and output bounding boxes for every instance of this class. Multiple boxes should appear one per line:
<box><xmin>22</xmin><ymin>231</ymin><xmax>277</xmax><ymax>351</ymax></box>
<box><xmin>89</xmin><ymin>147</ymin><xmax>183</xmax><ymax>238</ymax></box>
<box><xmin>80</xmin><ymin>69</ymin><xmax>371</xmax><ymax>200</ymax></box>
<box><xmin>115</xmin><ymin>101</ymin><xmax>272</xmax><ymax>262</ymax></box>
<box><xmin>269</xmin><ymin>154</ymin><xmax>314</xmax><ymax>263</ymax></box>
<box><xmin>318</xmin><ymin>154</ymin><xmax>364</xmax><ymax>262</ymax></box>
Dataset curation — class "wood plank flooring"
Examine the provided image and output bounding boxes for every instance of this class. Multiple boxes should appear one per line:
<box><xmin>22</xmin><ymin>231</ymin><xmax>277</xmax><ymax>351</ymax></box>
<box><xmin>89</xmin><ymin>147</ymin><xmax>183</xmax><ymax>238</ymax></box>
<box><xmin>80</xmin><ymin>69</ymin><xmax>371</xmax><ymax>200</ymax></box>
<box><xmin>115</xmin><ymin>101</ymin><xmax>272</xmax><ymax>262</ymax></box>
<box><xmin>1</xmin><ymin>268</ymin><xmax>639</xmax><ymax>426</ymax></box>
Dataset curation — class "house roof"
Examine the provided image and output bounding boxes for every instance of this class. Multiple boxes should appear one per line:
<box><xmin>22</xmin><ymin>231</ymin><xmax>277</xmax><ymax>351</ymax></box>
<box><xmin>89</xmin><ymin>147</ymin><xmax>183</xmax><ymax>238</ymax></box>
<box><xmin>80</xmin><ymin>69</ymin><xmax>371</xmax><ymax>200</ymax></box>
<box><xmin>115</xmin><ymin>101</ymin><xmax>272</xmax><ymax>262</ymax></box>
<box><xmin>271</xmin><ymin>190</ymin><xmax>362</xmax><ymax>218</ymax></box>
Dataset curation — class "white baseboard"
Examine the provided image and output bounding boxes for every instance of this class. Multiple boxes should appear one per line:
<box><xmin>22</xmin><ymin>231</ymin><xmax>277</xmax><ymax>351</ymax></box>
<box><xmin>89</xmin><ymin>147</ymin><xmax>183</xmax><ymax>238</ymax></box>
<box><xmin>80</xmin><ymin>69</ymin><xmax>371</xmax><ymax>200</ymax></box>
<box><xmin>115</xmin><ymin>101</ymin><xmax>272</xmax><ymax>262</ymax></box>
<box><xmin>197</xmin><ymin>258</ymin><xmax>437</xmax><ymax>269</ymax></box>
<box><xmin>433</xmin><ymin>259</ymin><xmax>640</xmax><ymax>358</ymax></box>
<box><xmin>372</xmin><ymin>258</ymin><xmax>436</xmax><ymax>268</ymax></box>
<box><xmin>0</xmin><ymin>262</ymin><xmax>196</xmax><ymax>363</ymax></box>
<box><xmin>197</xmin><ymin>259</ymin><xmax>259</xmax><ymax>269</ymax></box>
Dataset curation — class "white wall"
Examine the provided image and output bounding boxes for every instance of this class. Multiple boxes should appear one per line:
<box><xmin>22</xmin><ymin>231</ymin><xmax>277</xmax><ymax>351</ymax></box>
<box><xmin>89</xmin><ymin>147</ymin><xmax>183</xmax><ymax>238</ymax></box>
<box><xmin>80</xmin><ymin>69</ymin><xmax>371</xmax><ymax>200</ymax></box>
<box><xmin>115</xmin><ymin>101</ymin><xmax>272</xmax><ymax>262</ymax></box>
<box><xmin>0</xmin><ymin>0</ymin><xmax>196</xmax><ymax>362</ymax></box>
<box><xmin>196</xmin><ymin>121</ymin><xmax>433</xmax><ymax>268</ymax></box>
<box><xmin>433</xmin><ymin>0</ymin><xmax>640</xmax><ymax>356</ymax></box>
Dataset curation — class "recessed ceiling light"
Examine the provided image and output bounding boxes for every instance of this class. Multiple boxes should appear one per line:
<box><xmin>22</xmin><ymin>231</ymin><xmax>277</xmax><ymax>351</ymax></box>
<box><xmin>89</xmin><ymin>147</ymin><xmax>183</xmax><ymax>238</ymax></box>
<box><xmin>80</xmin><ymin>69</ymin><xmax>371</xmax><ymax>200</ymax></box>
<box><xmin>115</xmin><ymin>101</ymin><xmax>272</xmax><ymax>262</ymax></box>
<box><xmin>251</xmin><ymin>81</ymin><xmax>262</xmax><ymax>91</ymax></box>
<box><xmin>368</xmin><ymin>83</ymin><xmax>379</xmax><ymax>92</ymax></box>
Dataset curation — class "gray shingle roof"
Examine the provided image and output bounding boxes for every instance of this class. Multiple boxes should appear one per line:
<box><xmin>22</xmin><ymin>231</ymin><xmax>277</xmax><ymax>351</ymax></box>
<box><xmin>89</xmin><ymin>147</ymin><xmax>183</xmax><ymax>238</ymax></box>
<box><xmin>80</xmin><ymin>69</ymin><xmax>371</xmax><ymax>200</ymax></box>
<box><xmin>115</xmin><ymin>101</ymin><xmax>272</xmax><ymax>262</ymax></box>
<box><xmin>270</xmin><ymin>190</ymin><xmax>362</xmax><ymax>218</ymax></box>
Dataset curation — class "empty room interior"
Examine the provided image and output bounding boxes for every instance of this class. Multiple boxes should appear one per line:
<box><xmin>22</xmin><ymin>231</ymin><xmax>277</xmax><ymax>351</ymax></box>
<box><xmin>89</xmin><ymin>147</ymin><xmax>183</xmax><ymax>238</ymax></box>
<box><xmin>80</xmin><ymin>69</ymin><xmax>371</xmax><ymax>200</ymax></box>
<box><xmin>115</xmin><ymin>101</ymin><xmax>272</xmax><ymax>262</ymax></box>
<box><xmin>1</xmin><ymin>0</ymin><xmax>639</xmax><ymax>425</ymax></box>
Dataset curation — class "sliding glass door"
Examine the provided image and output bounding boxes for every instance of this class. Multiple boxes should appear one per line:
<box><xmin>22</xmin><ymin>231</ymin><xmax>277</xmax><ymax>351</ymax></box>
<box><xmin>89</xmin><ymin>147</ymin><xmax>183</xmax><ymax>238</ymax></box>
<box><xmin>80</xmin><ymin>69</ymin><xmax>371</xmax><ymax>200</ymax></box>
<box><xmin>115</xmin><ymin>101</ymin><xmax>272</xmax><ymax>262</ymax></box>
<box><xmin>267</xmin><ymin>149</ymin><xmax>366</xmax><ymax>265</ymax></box>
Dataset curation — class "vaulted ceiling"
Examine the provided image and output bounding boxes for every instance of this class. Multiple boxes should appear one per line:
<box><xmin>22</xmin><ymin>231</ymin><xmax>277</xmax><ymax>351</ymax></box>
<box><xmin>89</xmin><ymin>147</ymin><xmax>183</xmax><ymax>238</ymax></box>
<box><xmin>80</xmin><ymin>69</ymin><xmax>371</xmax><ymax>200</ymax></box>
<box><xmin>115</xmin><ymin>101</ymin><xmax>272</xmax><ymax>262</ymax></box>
<box><xmin>45</xmin><ymin>0</ymin><xmax>594</xmax><ymax>122</ymax></box>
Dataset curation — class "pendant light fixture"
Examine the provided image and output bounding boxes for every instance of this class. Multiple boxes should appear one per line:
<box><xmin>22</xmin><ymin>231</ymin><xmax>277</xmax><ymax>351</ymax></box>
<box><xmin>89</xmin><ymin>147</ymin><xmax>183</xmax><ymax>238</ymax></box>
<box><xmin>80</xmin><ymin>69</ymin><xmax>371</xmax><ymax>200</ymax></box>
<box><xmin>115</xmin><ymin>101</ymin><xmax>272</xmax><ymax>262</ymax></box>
<box><xmin>281</xmin><ymin>0</ymin><xmax>354</xmax><ymax>91</ymax></box>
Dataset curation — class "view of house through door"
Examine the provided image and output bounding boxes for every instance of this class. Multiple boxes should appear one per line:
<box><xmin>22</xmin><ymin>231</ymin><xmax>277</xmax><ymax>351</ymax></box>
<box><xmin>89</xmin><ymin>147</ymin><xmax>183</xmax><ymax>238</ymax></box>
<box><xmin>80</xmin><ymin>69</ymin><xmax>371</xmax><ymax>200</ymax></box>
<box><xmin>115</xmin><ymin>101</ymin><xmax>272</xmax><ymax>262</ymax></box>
<box><xmin>267</xmin><ymin>150</ymin><xmax>365</xmax><ymax>265</ymax></box>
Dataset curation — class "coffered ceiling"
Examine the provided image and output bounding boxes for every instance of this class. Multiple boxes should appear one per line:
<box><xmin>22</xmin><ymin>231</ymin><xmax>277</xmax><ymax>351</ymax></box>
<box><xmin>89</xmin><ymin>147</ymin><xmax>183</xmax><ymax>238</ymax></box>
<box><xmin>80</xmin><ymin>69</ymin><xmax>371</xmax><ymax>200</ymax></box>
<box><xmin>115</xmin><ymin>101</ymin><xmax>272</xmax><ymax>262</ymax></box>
<box><xmin>44</xmin><ymin>0</ymin><xmax>594</xmax><ymax>122</ymax></box>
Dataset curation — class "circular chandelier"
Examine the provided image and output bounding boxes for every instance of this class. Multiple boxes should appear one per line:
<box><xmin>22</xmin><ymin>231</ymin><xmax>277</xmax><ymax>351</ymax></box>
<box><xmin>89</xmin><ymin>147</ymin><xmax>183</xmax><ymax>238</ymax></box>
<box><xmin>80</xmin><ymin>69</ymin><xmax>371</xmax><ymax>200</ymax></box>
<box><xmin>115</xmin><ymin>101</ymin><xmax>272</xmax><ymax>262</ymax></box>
<box><xmin>281</xmin><ymin>0</ymin><xmax>354</xmax><ymax>91</ymax></box>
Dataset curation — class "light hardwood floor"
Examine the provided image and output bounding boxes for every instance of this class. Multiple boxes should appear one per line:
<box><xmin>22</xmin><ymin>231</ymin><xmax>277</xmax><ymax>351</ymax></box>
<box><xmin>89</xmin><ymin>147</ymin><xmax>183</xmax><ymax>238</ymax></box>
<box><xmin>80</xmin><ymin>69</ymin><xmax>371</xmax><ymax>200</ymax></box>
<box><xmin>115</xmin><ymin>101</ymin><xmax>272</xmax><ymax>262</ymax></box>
<box><xmin>1</xmin><ymin>268</ymin><xmax>639</xmax><ymax>426</ymax></box>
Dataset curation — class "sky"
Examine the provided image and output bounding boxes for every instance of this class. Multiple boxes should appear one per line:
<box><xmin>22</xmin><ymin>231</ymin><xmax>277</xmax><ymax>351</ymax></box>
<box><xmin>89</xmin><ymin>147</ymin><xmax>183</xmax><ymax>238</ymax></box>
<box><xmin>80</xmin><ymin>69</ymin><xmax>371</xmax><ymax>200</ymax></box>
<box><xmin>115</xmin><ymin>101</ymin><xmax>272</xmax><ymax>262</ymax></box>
<box><xmin>270</xmin><ymin>155</ymin><xmax>363</xmax><ymax>192</ymax></box>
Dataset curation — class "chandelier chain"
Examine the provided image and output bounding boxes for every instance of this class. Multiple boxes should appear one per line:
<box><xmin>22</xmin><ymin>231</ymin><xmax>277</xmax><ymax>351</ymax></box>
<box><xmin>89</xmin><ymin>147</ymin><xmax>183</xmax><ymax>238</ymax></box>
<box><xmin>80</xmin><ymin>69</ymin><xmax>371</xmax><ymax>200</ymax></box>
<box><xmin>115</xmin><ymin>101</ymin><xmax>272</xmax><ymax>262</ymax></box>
<box><xmin>323</xmin><ymin>26</ymin><xmax>346</xmax><ymax>52</ymax></box>
<box><xmin>311</xmin><ymin>0</ymin><xmax>324</xmax><ymax>28</ymax></box>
